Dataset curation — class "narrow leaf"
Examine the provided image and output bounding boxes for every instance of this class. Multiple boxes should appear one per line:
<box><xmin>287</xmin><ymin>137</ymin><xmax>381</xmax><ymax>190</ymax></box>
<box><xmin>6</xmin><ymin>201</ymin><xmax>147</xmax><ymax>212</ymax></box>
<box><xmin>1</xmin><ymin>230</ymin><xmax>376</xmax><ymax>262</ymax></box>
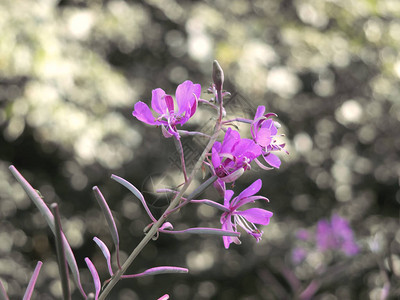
<box><xmin>50</xmin><ymin>203</ymin><xmax>70</xmax><ymax>300</ymax></box>
<box><xmin>93</xmin><ymin>237</ymin><xmax>113</xmax><ymax>276</ymax></box>
<box><xmin>92</xmin><ymin>187</ymin><xmax>119</xmax><ymax>248</ymax></box>
<box><xmin>111</xmin><ymin>174</ymin><xmax>157</xmax><ymax>222</ymax></box>
<box><xmin>0</xmin><ymin>280</ymin><xmax>9</xmax><ymax>300</ymax></box>
<box><xmin>9</xmin><ymin>166</ymin><xmax>86</xmax><ymax>298</ymax></box>
<box><xmin>22</xmin><ymin>261</ymin><xmax>42</xmax><ymax>300</ymax></box>
<box><xmin>190</xmin><ymin>199</ymin><xmax>230</xmax><ymax>212</ymax></box>
<box><xmin>186</xmin><ymin>175</ymin><xmax>218</xmax><ymax>201</ymax></box>
<box><xmin>121</xmin><ymin>266</ymin><xmax>188</xmax><ymax>279</ymax></box>
<box><xmin>160</xmin><ymin>227</ymin><xmax>241</xmax><ymax>237</ymax></box>
<box><xmin>85</xmin><ymin>258</ymin><xmax>101</xmax><ymax>300</ymax></box>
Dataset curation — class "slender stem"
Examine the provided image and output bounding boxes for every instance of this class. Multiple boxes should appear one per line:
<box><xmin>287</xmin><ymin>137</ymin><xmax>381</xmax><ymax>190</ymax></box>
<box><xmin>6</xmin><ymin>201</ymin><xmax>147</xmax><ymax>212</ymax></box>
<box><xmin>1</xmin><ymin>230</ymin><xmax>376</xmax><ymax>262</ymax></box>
<box><xmin>165</xmin><ymin>175</ymin><xmax>218</xmax><ymax>215</ymax></box>
<box><xmin>98</xmin><ymin>117</ymin><xmax>222</xmax><ymax>300</ymax></box>
<box><xmin>51</xmin><ymin>204</ymin><xmax>71</xmax><ymax>300</ymax></box>
<box><xmin>222</xmin><ymin>117</ymin><xmax>252</xmax><ymax>124</ymax></box>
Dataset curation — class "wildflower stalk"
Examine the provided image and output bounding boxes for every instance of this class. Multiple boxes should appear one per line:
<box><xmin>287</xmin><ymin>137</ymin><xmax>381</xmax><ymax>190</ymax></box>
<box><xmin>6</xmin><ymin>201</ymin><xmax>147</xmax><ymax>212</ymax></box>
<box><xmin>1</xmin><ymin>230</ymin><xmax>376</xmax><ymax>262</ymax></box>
<box><xmin>50</xmin><ymin>203</ymin><xmax>71</xmax><ymax>300</ymax></box>
<box><xmin>22</xmin><ymin>261</ymin><xmax>42</xmax><ymax>300</ymax></box>
<box><xmin>98</xmin><ymin>80</ymin><xmax>225</xmax><ymax>299</ymax></box>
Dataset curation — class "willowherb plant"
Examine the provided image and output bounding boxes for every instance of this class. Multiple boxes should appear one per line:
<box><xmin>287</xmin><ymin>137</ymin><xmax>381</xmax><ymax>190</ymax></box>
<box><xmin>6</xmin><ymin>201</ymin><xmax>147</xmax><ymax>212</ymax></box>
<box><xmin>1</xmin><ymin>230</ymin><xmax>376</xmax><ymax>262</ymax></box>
<box><xmin>3</xmin><ymin>61</ymin><xmax>287</xmax><ymax>299</ymax></box>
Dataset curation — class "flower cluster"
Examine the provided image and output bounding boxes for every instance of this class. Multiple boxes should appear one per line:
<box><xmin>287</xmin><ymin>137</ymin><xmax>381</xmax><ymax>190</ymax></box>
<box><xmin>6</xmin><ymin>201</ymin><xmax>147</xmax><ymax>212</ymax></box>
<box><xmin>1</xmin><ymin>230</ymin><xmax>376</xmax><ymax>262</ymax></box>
<box><xmin>5</xmin><ymin>62</ymin><xmax>288</xmax><ymax>299</ymax></box>
<box><xmin>220</xmin><ymin>179</ymin><xmax>273</xmax><ymax>249</ymax></box>
<box><xmin>132</xmin><ymin>69</ymin><xmax>287</xmax><ymax>249</ymax></box>
<box><xmin>316</xmin><ymin>214</ymin><xmax>359</xmax><ymax>256</ymax></box>
<box><xmin>291</xmin><ymin>214</ymin><xmax>359</xmax><ymax>265</ymax></box>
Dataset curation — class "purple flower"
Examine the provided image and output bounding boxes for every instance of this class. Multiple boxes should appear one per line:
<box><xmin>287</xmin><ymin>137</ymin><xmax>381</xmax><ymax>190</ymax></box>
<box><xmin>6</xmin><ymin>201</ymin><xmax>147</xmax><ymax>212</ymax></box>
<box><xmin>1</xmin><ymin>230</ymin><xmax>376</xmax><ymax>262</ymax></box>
<box><xmin>251</xmin><ymin>105</ymin><xmax>287</xmax><ymax>169</ymax></box>
<box><xmin>316</xmin><ymin>214</ymin><xmax>359</xmax><ymax>256</ymax></box>
<box><xmin>220</xmin><ymin>179</ymin><xmax>272</xmax><ymax>249</ymax></box>
<box><xmin>291</xmin><ymin>247</ymin><xmax>307</xmax><ymax>264</ymax></box>
<box><xmin>132</xmin><ymin>80</ymin><xmax>201</xmax><ymax>139</ymax></box>
<box><xmin>211</xmin><ymin>128</ymin><xmax>262</xmax><ymax>186</ymax></box>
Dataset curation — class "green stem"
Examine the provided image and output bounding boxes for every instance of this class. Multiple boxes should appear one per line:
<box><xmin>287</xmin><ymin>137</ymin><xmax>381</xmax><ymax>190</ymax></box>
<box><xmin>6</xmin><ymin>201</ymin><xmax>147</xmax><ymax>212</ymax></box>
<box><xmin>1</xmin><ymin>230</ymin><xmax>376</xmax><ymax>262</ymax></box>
<box><xmin>98</xmin><ymin>119</ymin><xmax>222</xmax><ymax>300</ymax></box>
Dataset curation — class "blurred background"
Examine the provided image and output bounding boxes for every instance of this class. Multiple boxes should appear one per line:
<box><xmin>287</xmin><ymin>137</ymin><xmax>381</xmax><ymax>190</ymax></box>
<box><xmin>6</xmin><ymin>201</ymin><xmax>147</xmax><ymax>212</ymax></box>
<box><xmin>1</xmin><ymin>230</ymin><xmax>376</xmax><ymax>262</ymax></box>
<box><xmin>1</xmin><ymin>0</ymin><xmax>399</xmax><ymax>299</ymax></box>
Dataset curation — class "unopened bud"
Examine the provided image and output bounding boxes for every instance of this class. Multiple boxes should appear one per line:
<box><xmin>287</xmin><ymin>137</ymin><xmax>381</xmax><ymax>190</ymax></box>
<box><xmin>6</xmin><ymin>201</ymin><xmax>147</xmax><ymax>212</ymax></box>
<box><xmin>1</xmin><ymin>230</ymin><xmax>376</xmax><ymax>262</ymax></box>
<box><xmin>212</xmin><ymin>60</ymin><xmax>224</xmax><ymax>91</ymax></box>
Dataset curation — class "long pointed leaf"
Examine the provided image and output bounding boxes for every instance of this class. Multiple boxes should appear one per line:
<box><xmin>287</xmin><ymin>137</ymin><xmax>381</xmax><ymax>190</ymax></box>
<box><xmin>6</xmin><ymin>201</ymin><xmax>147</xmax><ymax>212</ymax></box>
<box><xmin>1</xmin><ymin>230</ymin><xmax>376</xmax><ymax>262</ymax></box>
<box><xmin>160</xmin><ymin>227</ymin><xmax>240</xmax><ymax>237</ymax></box>
<box><xmin>50</xmin><ymin>203</ymin><xmax>71</xmax><ymax>300</ymax></box>
<box><xmin>0</xmin><ymin>280</ymin><xmax>9</xmax><ymax>300</ymax></box>
<box><xmin>22</xmin><ymin>261</ymin><xmax>42</xmax><ymax>300</ymax></box>
<box><xmin>9</xmin><ymin>165</ymin><xmax>86</xmax><ymax>298</ymax></box>
<box><xmin>85</xmin><ymin>258</ymin><xmax>101</xmax><ymax>300</ymax></box>
<box><xmin>110</xmin><ymin>174</ymin><xmax>157</xmax><ymax>222</ymax></box>
<box><xmin>92</xmin><ymin>187</ymin><xmax>119</xmax><ymax>249</ymax></box>
<box><xmin>93</xmin><ymin>237</ymin><xmax>113</xmax><ymax>276</ymax></box>
<box><xmin>121</xmin><ymin>266</ymin><xmax>188</xmax><ymax>279</ymax></box>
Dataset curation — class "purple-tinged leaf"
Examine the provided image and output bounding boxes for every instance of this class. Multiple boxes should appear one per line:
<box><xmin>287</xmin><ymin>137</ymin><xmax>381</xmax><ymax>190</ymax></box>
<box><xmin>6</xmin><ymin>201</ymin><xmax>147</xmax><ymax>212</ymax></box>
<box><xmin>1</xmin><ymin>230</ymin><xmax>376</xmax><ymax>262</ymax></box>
<box><xmin>160</xmin><ymin>227</ymin><xmax>240</xmax><ymax>237</ymax></box>
<box><xmin>221</xmin><ymin>168</ymin><xmax>244</xmax><ymax>183</ymax></box>
<box><xmin>157</xmin><ymin>294</ymin><xmax>169</xmax><ymax>300</ymax></box>
<box><xmin>9</xmin><ymin>166</ymin><xmax>87</xmax><ymax>298</ymax></box>
<box><xmin>92</xmin><ymin>187</ymin><xmax>119</xmax><ymax>249</ymax></box>
<box><xmin>93</xmin><ymin>237</ymin><xmax>113</xmax><ymax>276</ymax></box>
<box><xmin>50</xmin><ymin>203</ymin><xmax>71</xmax><ymax>300</ymax></box>
<box><xmin>85</xmin><ymin>258</ymin><xmax>101</xmax><ymax>300</ymax></box>
<box><xmin>186</xmin><ymin>175</ymin><xmax>218</xmax><ymax>202</ymax></box>
<box><xmin>190</xmin><ymin>199</ymin><xmax>230</xmax><ymax>212</ymax></box>
<box><xmin>0</xmin><ymin>280</ymin><xmax>9</xmax><ymax>300</ymax></box>
<box><xmin>22</xmin><ymin>261</ymin><xmax>42</xmax><ymax>300</ymax></box>
<box><xmin>177</xmin><ymin>130</ymin><xmax>210</xmax><ymax>138</ymax></box>
<box><xmin>111</xmin><ymin>174</ymin><xmax>157</xmax><ymax>222</ymax></box>
<box><xmin>121</xmin><ymin>266</ymin><xmax>188</xmax><ymax>279</ymax></box>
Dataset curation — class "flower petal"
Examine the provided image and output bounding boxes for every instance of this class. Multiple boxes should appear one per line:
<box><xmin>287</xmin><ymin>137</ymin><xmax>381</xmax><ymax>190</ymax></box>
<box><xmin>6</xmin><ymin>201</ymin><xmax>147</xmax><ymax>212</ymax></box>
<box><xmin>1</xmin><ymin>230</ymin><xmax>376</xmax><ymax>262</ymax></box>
<box><xmin>176</xmin><ymin>80</ymin><xmax>198</xmax><ymax>115</ymax></box>
<box><xmin>221</xmin><ymin>128</ymin><xmax>240</xmax><ymax>153</ymax></box>
<box><xmin>188</xmin><ymin>92</ymin><xmax>198</xmax><ymax>118</ymax></box>
<box><xmin>255</xmin><ymin>128</ymin><xmax>272</xmax><ymax>147</ymax></box>
<box><xmin>255</xmin><ymin>105</ymin><xmax>266</xmax><ymax>119</ymax></box>
<box><xmin>151</xmin><ymin>88</ymin><xmax>167</xmax><ymax>114</ymax></box>
<box><xmin>132</xmin><ymin>102</ymin><xmax>159</xmax><ymax>125</ymax></box>
<box><xmin>238</xmin><ymin>208</ymin><xmax>273</xmax><ymax>225</ymax></box>
<box><xmin>232</xmin><ymin>195</ymin><xmax>269</xmax><ymax>210</ymax></box>
<box><xmin>222</xmin><ymin>218</ymin><xmax>240</xmax><ymax>249</ymax></box>
<box><xmin>165</xmin><ymin>95</ymin><xmax>175</xmax><ymax>113</ymax></box>
<box><xmin>263</xmin><ymin>153</ymin><xmax>281</xmax><ymax>168</ymax></box>
<box><xmin>211</xmin><ymin>147</ymin><xmax>221</xmax><ymax>169</ymax></box>
<box><xmin>235</xmin><ymin>179</ymin><xmax>262</xmax><ymax>205</ymax></box>
<box><xmin>233</xmin><ymin>139</ymin><xmax>262</xmax><ymax>159</ymax></box>
<box><xmin>262</xmin><ymin>119</ymin><xmax>277</xmax><ymax>135</ymax></box>
<box><xmin>224</xmin><ymin>190</ymin><xmax>234</xmax><ymax>207</ymax></box>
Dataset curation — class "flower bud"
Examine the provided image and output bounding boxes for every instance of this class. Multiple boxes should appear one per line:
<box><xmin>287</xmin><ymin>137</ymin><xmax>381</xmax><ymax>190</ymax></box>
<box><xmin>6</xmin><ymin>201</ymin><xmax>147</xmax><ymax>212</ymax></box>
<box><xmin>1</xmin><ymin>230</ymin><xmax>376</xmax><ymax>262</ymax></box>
<box><xmin>212</xmin><ymin>60</ymin><xmax>224</xmax><ymax>92</ymax></box>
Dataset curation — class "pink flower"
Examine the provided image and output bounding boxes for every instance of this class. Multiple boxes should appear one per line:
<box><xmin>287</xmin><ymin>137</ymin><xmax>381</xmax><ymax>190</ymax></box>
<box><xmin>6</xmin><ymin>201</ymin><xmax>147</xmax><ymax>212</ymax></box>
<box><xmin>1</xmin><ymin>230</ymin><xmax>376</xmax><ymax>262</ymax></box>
<box><xmin>220</xmin><ymin>179</ymin><xmax>272</xmax><ymax>249</ymax></box>
<box><xmin>211</xmin><ymin>128</ymin><xmax>262</xmax><ymax>183</ymax></box>
<box><xmin>316</xmin><ymin>214</ymin><xmax>359</xmax><ymax>256</ymax></box>
<box><xmin>132</xmin><ymin>80</ymin><xmax>201</xmax><ymax>139</ymax></box>
<box><xmin>251</xmin><ymin>105</ymin><xmax>287</xmax><ymax>169</ymax></box>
